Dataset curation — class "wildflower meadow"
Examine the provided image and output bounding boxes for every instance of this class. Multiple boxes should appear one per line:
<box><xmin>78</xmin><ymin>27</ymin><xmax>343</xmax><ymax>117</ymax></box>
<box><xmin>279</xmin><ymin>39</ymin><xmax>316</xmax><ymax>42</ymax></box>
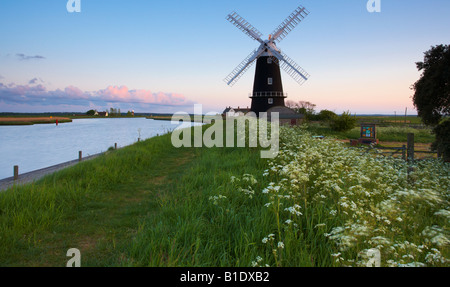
<box><xmin>211</xmin><ymin>125</ymin><xmax>449</xmax><ymax>267</ymax></box>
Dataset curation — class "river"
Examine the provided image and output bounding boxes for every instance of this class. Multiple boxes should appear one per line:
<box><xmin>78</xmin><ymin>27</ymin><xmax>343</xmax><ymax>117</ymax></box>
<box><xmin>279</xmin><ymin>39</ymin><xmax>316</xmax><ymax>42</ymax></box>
<box><xmin>0</xmin><ymin>118</ymin><xmax>196</xmax><ymax>180</ymax></box>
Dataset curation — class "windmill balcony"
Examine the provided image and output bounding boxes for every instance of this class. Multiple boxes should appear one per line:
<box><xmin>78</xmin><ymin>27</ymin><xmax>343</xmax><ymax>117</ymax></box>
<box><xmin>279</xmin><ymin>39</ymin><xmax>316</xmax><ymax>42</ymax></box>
<box><xmin>249</xmin><ymin>91</ymin><xmax>288</xmax><ymax>98</ymax></box>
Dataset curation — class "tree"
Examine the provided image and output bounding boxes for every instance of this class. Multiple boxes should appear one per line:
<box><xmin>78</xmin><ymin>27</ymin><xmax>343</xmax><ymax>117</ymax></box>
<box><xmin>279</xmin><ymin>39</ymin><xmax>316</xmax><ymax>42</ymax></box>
<box><xmin>412</xmin><ymin>44</ymin><xmax>450</xmax><ymax>125</ymax></box>
<box><xmin>412</xmin><ymin>45</ymin><xmax>450</xmax><ymax>160</ymax></box>
<box><xmin>286</xmin><ymin>100</ymin><xmax>317</xmax><ymax>120</ymax></box>
<box><xmin>109</xmin><ymin>107</ymin><xmax>120</xmax><ymax>116</ymax></box>
<box><xmin>86</xmin><ymin>109</ymin><xmax>96</xmax><ymax>116</ymax></box>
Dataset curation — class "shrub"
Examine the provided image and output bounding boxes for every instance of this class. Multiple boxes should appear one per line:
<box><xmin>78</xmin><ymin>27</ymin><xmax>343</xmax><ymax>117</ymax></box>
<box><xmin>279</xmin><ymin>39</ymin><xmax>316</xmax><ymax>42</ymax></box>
<box><xmin>317</xmin><ymin>110</ymin><xmax>338</xmax><ymax>122</ymax></box>
<box><xmin>330</xmin><ymin>111</ymin><xmax>357</xmax><ymax>132</ymax></box>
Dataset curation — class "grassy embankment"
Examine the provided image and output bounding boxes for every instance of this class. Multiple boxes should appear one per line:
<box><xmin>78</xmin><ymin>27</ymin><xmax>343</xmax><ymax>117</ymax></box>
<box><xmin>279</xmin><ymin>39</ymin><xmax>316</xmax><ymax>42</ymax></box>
<box><xmin>2</xmin><ymin>123</ymin><xmax>327</xmax><ymax>266</ymax></box>
<box><xmin>1</xmin><ymin>119</ymin><xmax>447</xmax><ymax>267</ymax></box>
<box><xmin>146</xmin><ymin>114</ymin><xmax>217</xmax><ymax>123</ymax></box>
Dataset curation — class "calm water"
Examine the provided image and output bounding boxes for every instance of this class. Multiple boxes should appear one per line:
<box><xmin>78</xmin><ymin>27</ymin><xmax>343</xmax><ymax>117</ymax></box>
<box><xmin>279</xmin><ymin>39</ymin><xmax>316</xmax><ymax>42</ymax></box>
<box><xmin>0</xmin><ymin>118</ymin><xmax>196</xmax><ymax>180</ymax></box>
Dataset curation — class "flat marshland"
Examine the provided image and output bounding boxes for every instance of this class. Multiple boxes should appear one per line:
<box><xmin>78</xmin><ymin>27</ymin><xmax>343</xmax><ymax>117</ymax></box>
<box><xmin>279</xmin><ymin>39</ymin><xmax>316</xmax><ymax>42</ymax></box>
<box><xmin>0</xmin><ymin>117</ymin><xmax>72</xmax><ymax>125</ymax></box>
<box><xmin>0</xmin><ymin>123</ymin><xmax>448</xmax><ymax>267</ymax></box>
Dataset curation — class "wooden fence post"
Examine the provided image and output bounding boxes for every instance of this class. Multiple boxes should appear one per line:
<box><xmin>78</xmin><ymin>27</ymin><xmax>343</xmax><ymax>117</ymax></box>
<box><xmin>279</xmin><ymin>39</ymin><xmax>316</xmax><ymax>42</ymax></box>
<box><xmin>14</xmin><ymin>165</ymin><xmax>19</xmax><ymax>180</ymax></box>
<box><xmin>79</xmin><ymin>151</ymin><xmax>82</xmax><ymax>162</ymax></box>
<box><xmin>407</xmin><ymin>133</ymin><xmax>414</xmax><ymax>162</ymax></box>
<box><xmin>115</xmin><ymin>143</ymin><xmax>117</xmax><ymax>150</ymax></box>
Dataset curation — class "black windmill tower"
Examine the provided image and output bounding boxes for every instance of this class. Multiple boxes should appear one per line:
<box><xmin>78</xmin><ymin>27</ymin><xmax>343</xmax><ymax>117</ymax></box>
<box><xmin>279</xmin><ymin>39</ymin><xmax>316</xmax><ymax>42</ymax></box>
<box><xmin>224</xmin><ymin>5</ymin><xmax>310</xmax><ymax>116</ymax></box>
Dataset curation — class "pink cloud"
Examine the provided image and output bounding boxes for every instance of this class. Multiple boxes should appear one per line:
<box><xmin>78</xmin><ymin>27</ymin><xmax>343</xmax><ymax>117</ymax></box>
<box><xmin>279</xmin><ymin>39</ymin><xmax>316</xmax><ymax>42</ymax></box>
<box><xmin>0</xmin><ymin>81</ymin><xmax>194</xmax><ymax>111</ymax></box>
<box><xmin>65</xmin><ymin>86</ymin><xmax>89</xmax><ymax>99</ymax></box>
<box><xmin>97</xmin><ymin>85</ymin><xmax>130</xmax><ymax>102</ymax></box>
<box><xmin>94</xmin><ymin>85</ymin><xmax>193</xmax><ymax>106</ymax></box>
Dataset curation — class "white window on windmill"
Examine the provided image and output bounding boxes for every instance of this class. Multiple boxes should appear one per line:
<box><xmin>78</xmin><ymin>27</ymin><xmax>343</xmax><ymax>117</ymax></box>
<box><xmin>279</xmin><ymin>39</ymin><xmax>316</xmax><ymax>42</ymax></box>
<box><xmin>268</xmin><ymin>98</ymin><xmax>274</xmax><ymax>105</ymax></box>
<box><xmin>268</xmin><ymin>77</ymin><xmax>273</xmax><ymax>85</ymax></box>
<box><xmin>267</xmin><ymin>57</ymin><xmax>272</xmax><ymax>64</ymax></box>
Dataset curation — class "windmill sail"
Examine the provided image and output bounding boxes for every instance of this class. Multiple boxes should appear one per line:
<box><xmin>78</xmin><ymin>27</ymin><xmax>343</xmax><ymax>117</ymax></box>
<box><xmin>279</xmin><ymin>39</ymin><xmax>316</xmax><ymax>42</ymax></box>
<box><xmin>267</xmin><ymin>47</ymin><xmax>310</xmax><ymax>85</ymax></box>
<box><xmin>270</xmin><ymin>6</ymin><xmax>309</xmax><ymax>43</ymax></box>
<box><xmin>278</xmin><ymin>52</ymin><xmax>310</xmax><ymax>85</ymax></box>
<box><xmin>224</xmin><ymin>47</ymin><xmax>265</xmax><ymax>86</ymax></box>
<box><xmin>226</xmin><ymin>12</ymin><xmax>264</xmax><ymax>43</ymax></box>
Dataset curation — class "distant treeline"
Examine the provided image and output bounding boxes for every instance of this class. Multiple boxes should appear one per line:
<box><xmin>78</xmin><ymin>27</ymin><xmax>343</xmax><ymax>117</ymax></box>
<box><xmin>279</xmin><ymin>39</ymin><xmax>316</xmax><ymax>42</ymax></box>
<box><xmin>0</xmin><ymin>112</ymin><xmax>155</xmax><ymax>118</ymax></box>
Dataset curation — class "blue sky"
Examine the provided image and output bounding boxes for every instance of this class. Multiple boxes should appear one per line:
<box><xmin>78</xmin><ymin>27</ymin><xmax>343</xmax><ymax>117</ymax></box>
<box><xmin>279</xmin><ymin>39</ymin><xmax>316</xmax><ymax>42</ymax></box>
<box><xmin>1</xmin><ymin>0</ymin><xmax>449</xmax><ymax>114</ymax></box>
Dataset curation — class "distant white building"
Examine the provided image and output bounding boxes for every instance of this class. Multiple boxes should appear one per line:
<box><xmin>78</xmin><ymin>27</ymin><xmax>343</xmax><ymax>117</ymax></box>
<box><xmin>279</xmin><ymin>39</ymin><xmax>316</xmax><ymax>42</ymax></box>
<box><xmin>222</xmin><ymin>106</ymin><xmax>251</xmax><ymax>117</ymax></box>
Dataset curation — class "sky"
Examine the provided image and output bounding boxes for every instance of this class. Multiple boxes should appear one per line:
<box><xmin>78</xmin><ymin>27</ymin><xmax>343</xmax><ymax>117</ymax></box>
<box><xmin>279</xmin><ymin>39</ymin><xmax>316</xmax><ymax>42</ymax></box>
<box><xmin>0</xmin><ymin>0</ymin><xmax>449</xmax><ymax>115</ymax></box>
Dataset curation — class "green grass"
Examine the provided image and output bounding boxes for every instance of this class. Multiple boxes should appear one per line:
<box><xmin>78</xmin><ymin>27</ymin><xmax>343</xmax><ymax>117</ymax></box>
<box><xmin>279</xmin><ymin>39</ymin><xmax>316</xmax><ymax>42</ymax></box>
<box><xmin>306</xmin><ymin>123</ymin><xmax>435</xmax><ymax>143</ymax></box>
<box><xmin>305</xmin><ymin>115</ymin><xmax>433</xmax><ymax>143</ymax></box>
<box><xmin>0</xmin><ymin>121</ymin><xmax>34</xmax><ymax>126</ymax></box>
<box><xmin>0</xmin><ymin>131</ymin><xmax>187</xmax><ymax>266</ymax></box>
<box><xmin>0</xmin><ymin>124</ymin><xmax>330</xmax><ymax>266</ymax></box>
<box><xmin>1</xmin><ymin>122</ymin><xmax>445</xmax><ymax>267</ymax></box>
<box><xmin>356</xmin><ymin>115</ymin><xmax>424</xmax><ymax>125</ymax></box>
<box><xmin>125</xmin><ymin>143</ymin><xmax>334</xmax><ymax>267</ymax></box>
<box><xmin>147</xmin><ymin>114</ymin><xmax>220</xmax><ymax>123</ymax></box>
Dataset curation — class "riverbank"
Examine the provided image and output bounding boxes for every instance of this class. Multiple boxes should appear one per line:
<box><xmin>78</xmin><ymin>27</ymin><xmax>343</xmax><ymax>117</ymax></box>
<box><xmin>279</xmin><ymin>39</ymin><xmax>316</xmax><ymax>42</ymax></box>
<box><xmin>0</xmin><ymin>124</ymin><xmax>280</xmax><ymax>266</ymax></box>
<box><xmin>0</xmin><ymin>153</ymin><xmax>101</xmax><ymax>192</ymax></box>
<box><xmin>0</xmin><ymin>117</ymin><xmax>72</xmax><ymax>126</ymax></box>
<box><xmin>146</xmin><ymin>114</ymin><xmax>214</xmax><ymax>123</ymax></box>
